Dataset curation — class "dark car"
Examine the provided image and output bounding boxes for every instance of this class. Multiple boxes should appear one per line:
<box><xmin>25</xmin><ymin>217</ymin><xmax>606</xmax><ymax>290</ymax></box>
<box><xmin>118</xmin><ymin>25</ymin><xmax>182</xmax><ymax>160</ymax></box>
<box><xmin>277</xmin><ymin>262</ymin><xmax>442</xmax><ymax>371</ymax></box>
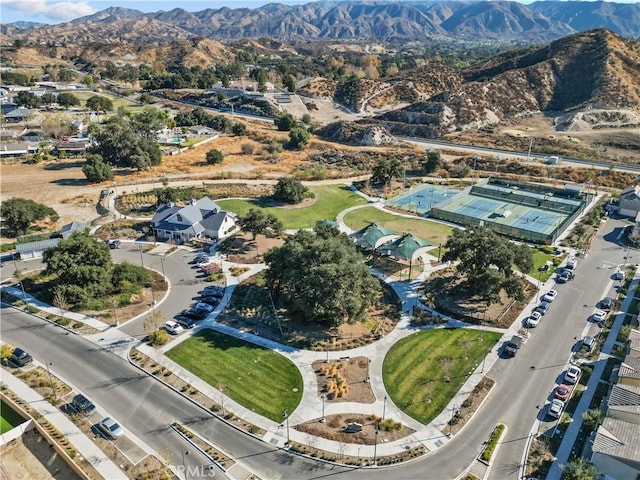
<box><xmin>72</xmin><ymin>393</ymin><xmax>97</xmax><ymax>416</ymax></box>
<box><xmin>535</xmin><ymin>301</ymin><xmax>551</xmax><ymax>316</ymax></box>
<box><xmin>9</xmin><ymin>348</ymin><xmax>33</xmax><ymax>367</ymax></box>
<box><xmin>181</xmin><ymin>308</ymin><xmax>208</xmax><ymax>320</ymax></box>
<box><xmin>198</xmin><ymin>296</ymin><xmax>220</xmax><ymax>307</ymax></box>
<box><xmin>175</xmin><ymin>315</ymin><xmax>198</xmax><ymax>329</ymax></box>
<box><xmin>190</xmin><ymin>255</ymin><xmax>209</xmax><ymax>265</ymax></box>
<box><xmin>200</xmin><ymin>286</ymin><xmax>224</xmax><ymax>297</ymax></box>
<box><xmin>108</xmin><ymin>240</ymin><xmax>121</xmax><ymax>249</ymax></box>
<box><xmin>598</xmin><ymin>297</ymin><xmax>614</xmax><ymax>311</ymax></box>
<box><xmin>556</xmin><ymin>269</ymin><xmax>574</xmax><ymax>284</ymax></box>
<box><xmin>581</xmin><ymin>335</ymin><xmax>596</xmax><ymax>352</ymax></box>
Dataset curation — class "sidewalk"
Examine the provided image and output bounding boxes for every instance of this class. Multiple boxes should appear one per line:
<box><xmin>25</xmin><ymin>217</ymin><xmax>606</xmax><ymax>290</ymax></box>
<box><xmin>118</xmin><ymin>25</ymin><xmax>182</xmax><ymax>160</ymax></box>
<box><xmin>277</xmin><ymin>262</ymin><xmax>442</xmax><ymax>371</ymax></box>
<box><xmin>1</xmin><ymin>366</ymin><xmax>128</xmax><ymax>480</ymax></box>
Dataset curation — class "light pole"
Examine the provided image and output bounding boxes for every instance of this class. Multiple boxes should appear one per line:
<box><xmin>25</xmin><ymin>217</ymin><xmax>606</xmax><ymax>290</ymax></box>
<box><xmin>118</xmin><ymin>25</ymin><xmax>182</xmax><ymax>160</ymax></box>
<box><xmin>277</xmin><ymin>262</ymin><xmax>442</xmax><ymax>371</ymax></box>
<box><xmin>382</xmin><ymin>395</ymin><xmax>387</xmax><ymax>421</ymax></box>
<box><xmin>160</xmin><ymin>255</ymin><xmax>166</xmax><ymax>279</ymax></box>
<box><xmin>448</xmin><ymin>403</ymin><xmax>456</xmax><ymax>436</ymax></box>
<box><xmin>12</xmin><ymin>257</ymin><xmax>27</xmax><ymax>300</ymax></box>
<box><xmin>535</xmin><ymin>269</ymin><xmax>542</xmax><ymax>302</ymax></box>
<box><xmin>320</xmin><ymin>394</ymin><xmax>325</xmax><ymax>423</ymax></box>
<box><xmin>364</xmin><ymin>358</ymin><xmax>371</xmax><ymax>383</ymax></box>
<box><xmin>402</xmin><ymin>156</ymin><xmax>409</xmax><ymax>190</ymax></box>
<box><xmin>181</xmin><ymin>450</ymin><xmax>189</xmax><ymax>480</ymax></box>
<box><xmin>138</xmin><ymin>244</ymin><xmax>145</xmax><ymax>268</ymax></box>
<box><xmin>373</xmin><ymin>427</ymin><xmax>379</xmax><ymax>466</ymax></box>
<box><xmin>45</xmin><ymin>361</ymin><xmax>56</xmax><ymax>400</ymax></box>
<box><xmin>282</xmin><ymin>410</ymin><xmax>290</xmax><ymax>446</ymax></box>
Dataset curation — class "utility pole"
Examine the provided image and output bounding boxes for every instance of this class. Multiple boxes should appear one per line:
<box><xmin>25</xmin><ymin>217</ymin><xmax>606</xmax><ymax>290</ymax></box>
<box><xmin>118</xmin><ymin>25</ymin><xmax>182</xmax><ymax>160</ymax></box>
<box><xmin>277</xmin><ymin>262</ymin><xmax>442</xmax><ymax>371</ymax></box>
<box><xmin>45</xmin><ymin>361</ymin><xmax>56</xmax><ymax>400</ymax></box>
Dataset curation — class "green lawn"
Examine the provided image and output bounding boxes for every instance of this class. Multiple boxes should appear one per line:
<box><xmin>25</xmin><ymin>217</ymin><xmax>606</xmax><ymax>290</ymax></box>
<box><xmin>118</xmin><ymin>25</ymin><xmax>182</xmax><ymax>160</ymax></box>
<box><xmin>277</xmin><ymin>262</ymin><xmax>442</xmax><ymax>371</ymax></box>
<box><xmin>343</xmin><ymin>207</ymin><xmax>454</xmax><ymax>245</ymax></box>
<box><xmin>531</xmin><ymin>249</ymin><xmax>561</xmax><ymax>282</ymax></box>
<box><xmin>1</xmin><ymin>400</ymin><xmax>25</xmax><ymax>434</ymax></box>
<box><xmin>382</xmin><ymin>329</ymin><xmax>502</xmax><ymax>424</ymax></box>
<box><xmin>166</xmin><ymin>330</ymin><xmax>303</xmax><ymax>422</ymax></box>
<box><xmin>70</xmin><ymin>91</ymin><xmax>145</xmax><ymax>113</ymax></box>
<box><xmin>217</xmin><ymin>184</ymin><xmax>367</xmax><ymax>229</ymax></box>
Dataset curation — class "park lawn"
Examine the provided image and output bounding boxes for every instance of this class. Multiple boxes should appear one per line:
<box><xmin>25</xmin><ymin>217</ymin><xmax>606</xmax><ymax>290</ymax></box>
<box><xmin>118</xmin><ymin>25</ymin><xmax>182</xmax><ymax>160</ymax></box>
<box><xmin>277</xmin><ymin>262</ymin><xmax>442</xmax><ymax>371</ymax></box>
<box><xmin>166</xmin><ymin>330</ymin><xmax>303</xmax><ymax>422</ymax></box>
<box><xmin>1</xmin><ymin>400</ymin><xmax>25</xmax><ymax>434</ymax></box>
<box><xmin>531</xmin><ymin>249</ymin><xmax>559</xmax><ymax>283</ymax></box>
<box><xmin>382</xmin><ymin>329</ymin><xmax>502</xmax><ymax>425</ymax></box>
<box><xmin>344</xmin><ymin>207</ymin><xmax>454</xmax><ymax>245</ymax></box>
<box><xmin>217</xmin><ymin>185</ymin><xmax>367</xmax><ymax>229</ymax></box>
<box><xmin>71</xmin><ymin>91</ymin><xmax>145</xmax><ymax>113</ymax></box>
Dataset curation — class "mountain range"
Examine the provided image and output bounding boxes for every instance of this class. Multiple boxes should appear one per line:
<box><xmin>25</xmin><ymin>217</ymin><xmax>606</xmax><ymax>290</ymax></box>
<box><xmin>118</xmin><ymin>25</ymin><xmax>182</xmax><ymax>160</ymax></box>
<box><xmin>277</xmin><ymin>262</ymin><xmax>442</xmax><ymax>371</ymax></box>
<box><xmin>2</xmin><ymin>1</ymin><xmax>639</xmax><ymax>45</ymax></box>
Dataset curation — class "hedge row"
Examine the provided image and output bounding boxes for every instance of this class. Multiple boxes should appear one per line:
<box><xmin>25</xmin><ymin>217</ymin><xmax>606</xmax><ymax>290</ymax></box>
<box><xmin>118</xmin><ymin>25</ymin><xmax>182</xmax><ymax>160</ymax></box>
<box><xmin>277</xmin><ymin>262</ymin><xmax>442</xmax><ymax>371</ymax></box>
<box><xmin>480</xmin><ymin>423</ymin><xmax>506</xmax><ymax>463</ymax></box>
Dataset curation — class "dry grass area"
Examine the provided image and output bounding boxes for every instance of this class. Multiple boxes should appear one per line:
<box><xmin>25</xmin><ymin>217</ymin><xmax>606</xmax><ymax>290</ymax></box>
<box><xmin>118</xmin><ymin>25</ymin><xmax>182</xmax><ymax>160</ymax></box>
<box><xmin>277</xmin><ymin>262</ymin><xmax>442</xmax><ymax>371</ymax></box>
<box><xmin>223</xmin><ymin>232</ymin><xmax>286</xmax><ymax>264</ymax></box>
<box><xmin>295</xmin><ymin>413</ymin><xmax>414</xmax><ymax>446</ymax></box>
<box><xmin>312</xmin><ymin>357</ymin><xmax>375</xmax><ymax>404</ymax></box>
<box><xmin>526</xmin><ymin>436</ymin><xmax>555</xmax><ymax>479</ymax></box>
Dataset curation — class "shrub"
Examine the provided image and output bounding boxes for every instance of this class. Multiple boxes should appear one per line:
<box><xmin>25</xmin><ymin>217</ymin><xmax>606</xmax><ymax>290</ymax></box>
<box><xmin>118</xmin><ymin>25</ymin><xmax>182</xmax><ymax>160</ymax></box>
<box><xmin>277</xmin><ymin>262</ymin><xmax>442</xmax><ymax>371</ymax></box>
<box><xmin>481</xmin><ymin>424</ymin><xmax>505</xmax><ymax>463</ymax></box>
<box><xmin>241</xmin><ymin>143</ymin><xmax>255</xmax><ymax>154</ymax></box>
<box><xmin>148</xmin><ymin>329</ymin><xmax>169</xmax><ymax>346</ymax></box>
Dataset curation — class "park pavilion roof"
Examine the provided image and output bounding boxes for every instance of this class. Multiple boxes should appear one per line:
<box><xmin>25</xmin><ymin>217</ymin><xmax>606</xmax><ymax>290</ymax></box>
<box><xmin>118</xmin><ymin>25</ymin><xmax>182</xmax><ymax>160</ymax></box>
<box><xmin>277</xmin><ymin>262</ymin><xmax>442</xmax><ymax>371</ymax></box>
<box><xmin>349</xmin><ymin>223</ymin><xmax>399</xmax><ymax>250</ymax></box>
<box><xmin>377</xmin><ymin>232</ymin><xmax>434</xmax><ymax>262</ymax></box>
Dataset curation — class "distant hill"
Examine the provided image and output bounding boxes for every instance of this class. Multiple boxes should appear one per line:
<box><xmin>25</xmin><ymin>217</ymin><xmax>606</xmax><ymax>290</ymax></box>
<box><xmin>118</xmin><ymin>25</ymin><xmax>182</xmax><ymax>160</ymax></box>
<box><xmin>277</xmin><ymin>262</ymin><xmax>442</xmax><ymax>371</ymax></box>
<box><xmin>313</xmin><ymin>29</ymin><xmax>640</xmax><ymax>139</ymax></box>
<box><xmin>2</xmin><ymin>1</ymin><xmax>639</xmax><ymax>46</ymax></box>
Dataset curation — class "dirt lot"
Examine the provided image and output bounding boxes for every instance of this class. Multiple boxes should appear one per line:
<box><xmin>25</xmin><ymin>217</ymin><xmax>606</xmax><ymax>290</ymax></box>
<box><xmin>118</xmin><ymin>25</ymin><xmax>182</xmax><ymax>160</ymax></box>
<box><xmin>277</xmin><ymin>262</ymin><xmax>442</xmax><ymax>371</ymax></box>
<box><xmin>0</xmin><ymin>430</ymin><xmax>81</xmax><ymax>480</ymax></box>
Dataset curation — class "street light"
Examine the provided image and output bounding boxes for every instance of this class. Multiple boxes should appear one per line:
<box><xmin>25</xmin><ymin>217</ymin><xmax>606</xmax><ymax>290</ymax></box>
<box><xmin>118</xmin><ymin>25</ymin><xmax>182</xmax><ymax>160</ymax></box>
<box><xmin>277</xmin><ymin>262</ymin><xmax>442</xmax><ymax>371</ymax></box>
<box><xmin>181</xmin><ymin>450</ymin><xmax>189</xmax><ymax>480</ymax></box>
<box><xmin>364</xmin><ymin>358</ymin><xmax>371</xmax><ymax>383</ymax></box>
<box><xmin>320</xmin><ymin>394</ymin><xmax>326</xmax><ymax>423</ymax></box>
<box><xmin>373</xmin><ymin>427</ymin><xmax>379</xmax><ymax>466</ymax></box>
<box><xmin>160</xmin><ymin>255</ymin><xmax>166</xmax><ymax>279</ymax></box>
<box><xmin>45</xmin><ymin>361</ymin><xmax>56</xmax><ymax>399</ymax></box>
<box><xmin>282</xmin><ymin>410</ymin><xmax>290</xmax><ymax>446</ymax></box>
<box><xmin>382</xmin><ymin>395</ymin><xmax>387</xmax><ymax>421</ymax></box>
<box><xmin>448</xmin><ymin>403</ymin><xmax>456</xmax><ymax>436</ymax></box>
<box><xmin>138</xmin><ymin>244</ymin><xmax>145</xmax><ymax>268</ymax></box>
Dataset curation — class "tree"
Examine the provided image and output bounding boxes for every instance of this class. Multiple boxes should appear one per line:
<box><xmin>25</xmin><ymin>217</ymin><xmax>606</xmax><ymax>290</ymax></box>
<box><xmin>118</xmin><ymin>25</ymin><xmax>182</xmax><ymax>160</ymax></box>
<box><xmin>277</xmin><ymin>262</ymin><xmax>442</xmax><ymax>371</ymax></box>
<box><xmin>371</xmin><ymin>158</ymin><xmax>403</xmax><ymax>186</ymax></box>
<box><xmin>206</xmin><ymin>149</ymin><xmax>224</xmax><ymax>165</ymax></box>
<box><xmin>0</xmin><ymin>198</ymin><xmax>59</xmax><ymax>236</ymax></box>
<box><xmin>562</xmin><ymin>458</ymin><xmax>598</xmax><ymax>480</ymax></box>
<box><xmin>287</xmin><ymin>126</ymin><xmax>310</xmax><ymax>150</ymax></box>
<box><xmin>273</xmin><ymin>177</ymin><xmax>309</xmax><ymax>204</ymax></box>
<box><xmin>83</xmin><ymin>75</ymin><xmax>94</xmax><ymax>87</ymax></box>
<box><xmin>239</xmin><ymin>208</ymin><xmax>282</xmax><ymax>239</ymax></box>
<box><xmin>86</xmin><ymin>95</ymin><xmax>113</xmax><ymax>113</ymax></box>
<box><xmin>274</xmin><ymin>112</ymin><xmax>296</xmax><ymax>131</ymax></box>
<box><xmin>442</xmin><ymin>228</ymin><xmax>532</xmax><ymax>303</ymax></box>
<box><xmin>156</xmin><ymin>188</ymin><xmax>177</xmax><ymax>205</ymax></box>
<box><xmin>112</xmin><ymin>261</ymin><xmax>151</xmax><ymax>292</ymax></box>
<box><xmin>43</xmin><ymin>232</ymin><xmax>114</xmax><ymax>303</ymax></box>
<box><xmin>422</xmin><ymin>150</ymin><xmax>442</xmax><ymax>174</ymax></box>
<box><xmin>283</xmin><ymin>74</ymin><xmax>296</xmax><ymax>93</ymax></box>
<box><xmin>15</xmin><ymin>91</ymin><xmax>41</xmax><ymax>108</ymax></box>
<box><xmin>581</xmin><ymin>409</ymin><xmax>603</xmax><ymax>433</ymax></box>
<box><xmin>130</xmin><ymin>107</ymin><xmax>169</xmax><ymax>140</ymax></box>
<box><xmin>56</xmin><ymin>92</ymin><xmax>80</xmax><ymax>109</ymax></box>
<box><xmin>82</xmin><ymin>154</ymin><xmax>113</xmax><ymax>183</ymax></box>
<box><xmin>41</xmin><ymin>92</ymin><xmax>56</xmax><ymax>106</ymax></box>
<box><xmin>264</xmin><ymin>225</ymin><xmax>380</xmax><ymax>326</ymax></box>
<box><xmin>301</xmin><ymin>113</ymin><xmax>312</xmax><ymax>125</ymax></box>
<box><xmin>231</xmin><ymin>122</ymin><xmax>246</xmax><ymax>136</ymax></box>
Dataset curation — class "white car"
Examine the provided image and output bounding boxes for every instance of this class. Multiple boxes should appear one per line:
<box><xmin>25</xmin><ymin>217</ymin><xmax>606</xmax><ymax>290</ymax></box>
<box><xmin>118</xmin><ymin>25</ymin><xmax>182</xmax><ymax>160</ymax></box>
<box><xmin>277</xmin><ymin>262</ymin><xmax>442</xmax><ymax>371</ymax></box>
<box><xmin>592</xmin><ymin>309</ymin><xmax>607</xmax><ymax>322</ymax></box>
<box><xmin>196</xmin><ymin>257</ymin><xmax>215</xmax><ymax>269</ymax></box>
<box><xmin>164</xmin><ymin>321</ymin><xmax>184</xmax><ymax>335</ymax></box>
<box><xmin>564</xmin><ymin>365</ymin><xmax>581</xmax><ymax>385</ymax></box>
<box><xmin>526</xmin><ymin>311</ymin><xmax>542</xmax><ymax>328</ymax></box>
<box><xmin>541</xmin><ymin>290</ymin><xmax>558</xmax><ymax>303</ymax></box>
<box><xmin>547</xmin><ymin>398</ymin><xmax>564</xmax><ymax>419</ymax></box>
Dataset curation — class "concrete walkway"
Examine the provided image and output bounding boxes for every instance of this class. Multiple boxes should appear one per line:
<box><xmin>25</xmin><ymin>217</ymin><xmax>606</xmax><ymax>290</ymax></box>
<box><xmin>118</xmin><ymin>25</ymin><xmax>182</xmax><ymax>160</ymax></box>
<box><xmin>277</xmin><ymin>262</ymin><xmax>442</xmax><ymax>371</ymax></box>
<box><xmin>1</xmin><ymin>365</ymin><xmax>128</xmax><ymax>480</ymax></box>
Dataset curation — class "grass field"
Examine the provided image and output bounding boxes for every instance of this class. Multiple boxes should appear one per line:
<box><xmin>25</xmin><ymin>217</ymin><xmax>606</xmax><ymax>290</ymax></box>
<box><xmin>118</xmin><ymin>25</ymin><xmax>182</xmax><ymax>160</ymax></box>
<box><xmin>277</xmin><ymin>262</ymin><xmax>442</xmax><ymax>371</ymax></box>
<box><xmin>531</xmin><ymin>249</ymin><xmax>560</xmax><ymax>282</ymax></box>
<box><xmin>1</xmin><ymin>400</ymin><xmax>25</xmax><ymax>434</ymax></box>
<box><xmin>217</xmin><ymin>185</ymin><xmax>367</xmax><ymax>229</ymax></box>
<box><xmin>166</xmin><ymin>330</ymin><xmax>303</xmax><ymax>422</ymax></box>
<box><xmin>382</xmin><ymin>329</ymin><xmax>502</xmax><ymax>424</ymax></box>
<box><xmin>70</xmin><ymin>91</ymin><xmax>145</xmax><ymax>113</ymax></box>
<box><xmin>344</xmin><ymin>207</ymin><xmax>454</xmax><ymax>245</ymax></box>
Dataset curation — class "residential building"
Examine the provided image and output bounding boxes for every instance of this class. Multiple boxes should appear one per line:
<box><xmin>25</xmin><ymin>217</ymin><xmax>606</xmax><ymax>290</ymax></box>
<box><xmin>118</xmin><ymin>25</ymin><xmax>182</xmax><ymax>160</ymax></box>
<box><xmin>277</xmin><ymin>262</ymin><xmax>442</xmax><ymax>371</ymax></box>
<box><xmin>619</xmin><ymin>186</ymin><xmax>640</xmax><ymax>218</ymax></box>
<box><xmin>151</xmin><ymin>197</ymin><xmax>237</xmax><ymax>243</ymax></box>
<box><xmin>606</xmin><ymin>383</ymin><xmax>640</xmax><ymax>424</ymax></box>
<box><xmin>618</xmin><ymin>355</ymin><xmax>640</xmax><ymax>388</ymax></box>
<box><xmin>591</xmin><ymin>417</ymin><xmax>640</xmax><ymax>479</ymax></box>
<box><xmin>627</xmin><ymin>329</ymin><xmax>640</xmax><ymax>358</ymax></box>
<box><xmin>3</xmin><ymin>107</ymin><xmax>31</xmax><ymax>124</ymax></box>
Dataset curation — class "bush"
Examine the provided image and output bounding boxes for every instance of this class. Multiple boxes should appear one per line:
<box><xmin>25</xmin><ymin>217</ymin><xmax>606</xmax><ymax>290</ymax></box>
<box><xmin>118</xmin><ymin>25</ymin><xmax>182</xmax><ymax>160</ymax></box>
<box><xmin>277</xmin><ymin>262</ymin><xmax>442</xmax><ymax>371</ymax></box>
<box><xmin>480</xmin><ymin>424</ymin><xmax>505</xmax><ymax>463</ymax></box>
<box><xmin>206</xmin><ymin>149</ymin><xmax>224</xmax><ymax>165</ymax></box>
<box><xmin>117</xmin><ymin>293</ymin><xmax>132</xmax><ymax>307</ymax></box>
<box><xmin>241</xmin><ymin>143</ymin><xmax>255</xmax><ymax>154</ymax></box>
<box><xmin>148</xmin><ymin>329</ymin><xmax>169</xmax><ymax>346</ymax></box>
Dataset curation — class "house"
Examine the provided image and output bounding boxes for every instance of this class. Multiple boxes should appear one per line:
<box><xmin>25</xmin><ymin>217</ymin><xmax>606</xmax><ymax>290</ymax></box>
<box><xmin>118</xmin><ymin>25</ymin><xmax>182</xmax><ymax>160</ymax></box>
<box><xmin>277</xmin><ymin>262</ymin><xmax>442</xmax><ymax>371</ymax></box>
<box><xmin>590</xmin><ymin>416</ymin><xmax>640</xmax><ymax>480</ymax></box>
<box><xmin>3</xmin><ymin>107</ymin><xmax>31</xmax><ymax>123</ymax></box>
<box><xmin>617</xmin><ymin>355</ymin><xmax>640</xmax><ymax>388</ymax></box>
<box><xmin>0</xmin><ymin>142</ymin><xmax>38</xmax><ymax>158</ymax></box>
<box><xmin>627</xmin><ymin>329</ymin><xmax>640</xmax><ymax>358</ymax></box>
<box><xmin>58</xmin><ymin>221</ymin><xmax>87</xmax><ymax>239</ymax></box>
<box><xmin>619</xmin><ymin>186</ymin><xmax>640</xmax><ymax>218</ymax></box>
<box><xmin>22</xmin><ymin>129</ymin><xmax>43</xmax><ymax>142</ymax></box>
<box><xmin>151</xmin><ymin>197</ymin><xmax>237</xmax><ymax>243</ymax></box>
<box><xmin>189</xmin><ymin>125</ymin><xmax>218</xmax><ymax>137</ymax></box>
<box><xmin>15</xmin><ymin>222</ymin><xmax>87</xmax><ymax>259</ymax></box>
<box><xmin>606</xmin><ymin>383</ymin><xmax>640</xmax><ymax>425</ymax></box>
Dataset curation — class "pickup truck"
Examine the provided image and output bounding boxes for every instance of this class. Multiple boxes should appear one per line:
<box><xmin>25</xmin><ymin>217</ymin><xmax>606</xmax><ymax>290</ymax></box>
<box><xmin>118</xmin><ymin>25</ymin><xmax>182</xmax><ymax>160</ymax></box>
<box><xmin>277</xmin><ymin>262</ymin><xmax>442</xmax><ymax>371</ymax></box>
<box><xmin>504</xmin><ymin>335</ymin><xmax>524</xmax><ymax>357</ymax></box>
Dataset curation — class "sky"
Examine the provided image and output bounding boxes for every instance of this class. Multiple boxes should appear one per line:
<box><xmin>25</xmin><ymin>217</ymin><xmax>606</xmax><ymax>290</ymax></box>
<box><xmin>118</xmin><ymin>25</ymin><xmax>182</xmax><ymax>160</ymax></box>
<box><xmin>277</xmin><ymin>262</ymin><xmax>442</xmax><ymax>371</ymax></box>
<box><xmin>1</xmin><ymin>0</ymin><xmax>638</xmax><ymax>25</ymax></box>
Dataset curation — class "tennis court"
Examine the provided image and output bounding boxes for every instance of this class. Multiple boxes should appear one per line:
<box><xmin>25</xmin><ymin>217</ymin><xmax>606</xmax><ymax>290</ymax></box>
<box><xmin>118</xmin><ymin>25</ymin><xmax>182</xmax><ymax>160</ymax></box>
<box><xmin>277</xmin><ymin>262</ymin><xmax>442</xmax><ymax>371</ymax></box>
<box><xmin>387</xmin><ymin>185</ymin><xmax>461</xmax><ymax>214</ymax></box>
<box><xmin>511</xmin><ymin>210</ymin><xmax>563</xmax><ymax>233</ymax></box>
<box><xmin>455</xmin><ymin>198</ymin><xmax>502</xmax><ymax>218</ymax></box>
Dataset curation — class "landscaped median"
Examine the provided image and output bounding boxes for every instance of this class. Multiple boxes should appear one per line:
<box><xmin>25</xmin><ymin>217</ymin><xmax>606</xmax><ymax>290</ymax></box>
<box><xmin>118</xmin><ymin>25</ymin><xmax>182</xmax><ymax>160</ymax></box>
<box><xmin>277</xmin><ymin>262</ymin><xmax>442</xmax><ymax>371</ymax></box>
<box><xmin>479</xmin><ymin>423</ymin><xmax>506</xmax><ymax>465</ymax></box>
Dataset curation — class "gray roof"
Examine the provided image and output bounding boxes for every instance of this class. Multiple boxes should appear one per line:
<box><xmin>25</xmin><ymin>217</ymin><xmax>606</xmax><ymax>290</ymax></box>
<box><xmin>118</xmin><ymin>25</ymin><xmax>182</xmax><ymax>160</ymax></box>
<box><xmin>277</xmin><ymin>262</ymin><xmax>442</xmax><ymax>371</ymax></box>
<box><xmin>4</xmin><ymin>107</ymin><xmax>31</xmax><ymax>118</ymax></box>
<box><xmin>201</xmin><ymin>211</ymin><xmax>231</xmax><ymax>232</ymax></box>
<box><xmin>607</xmin><ymin>384</ymin><xmax>640</xmax><ymax>416</ymax></box>
<box><xmin>621</xmin><ymin>185</ymin><xmax>640</xmax><ymax>200</ymax></box>
<box><xmin>59</xmin><ymin>221</ymin><xmax>87</xmax><ymax>238</ymax></box>
<box><xmin>16</xmin><ymin>238</ymin><xmax>60</xmax><ymax>254</ymax></box>
<box><xmin>628</xmin><ymin>329</ymin><xmax>640</xmax><ymax>355</ymax></box>
<box><xmin>152</xmin><ymin>203</ymin><xmax>180</xmax><ymax>225</ymax></box>
<box><xmin>620</xmin><ymin>356</ymin><xmax>640</xmax><ymax>379</ymax></box>
<box><xmin>152</xmin><ymin>197</ymin><xmax>224</xmax><ymax>235</ymax></box>
<box><xmin>592</xmin><ymin>416</ymin><xmax>640</xmax><ymax>461</ymax></box>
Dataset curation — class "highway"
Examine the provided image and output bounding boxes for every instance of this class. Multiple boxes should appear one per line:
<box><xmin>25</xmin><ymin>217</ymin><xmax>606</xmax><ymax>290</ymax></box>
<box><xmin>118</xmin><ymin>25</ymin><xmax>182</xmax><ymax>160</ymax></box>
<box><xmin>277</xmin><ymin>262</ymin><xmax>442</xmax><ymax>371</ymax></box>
<box><xmin>1</xmin><ymin>220</ymin><xmax>633</xmax><ymax>479</ymax></box>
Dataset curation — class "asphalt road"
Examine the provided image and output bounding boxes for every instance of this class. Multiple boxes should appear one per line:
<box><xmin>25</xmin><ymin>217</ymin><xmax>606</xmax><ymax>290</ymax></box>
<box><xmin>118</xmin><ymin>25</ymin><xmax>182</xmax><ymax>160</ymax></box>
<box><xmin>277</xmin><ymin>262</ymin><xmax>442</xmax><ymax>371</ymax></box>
<box><xmin>2</xmin><ymin>218</ymin><xmax>634</xmax><ymax>480</ymax></box>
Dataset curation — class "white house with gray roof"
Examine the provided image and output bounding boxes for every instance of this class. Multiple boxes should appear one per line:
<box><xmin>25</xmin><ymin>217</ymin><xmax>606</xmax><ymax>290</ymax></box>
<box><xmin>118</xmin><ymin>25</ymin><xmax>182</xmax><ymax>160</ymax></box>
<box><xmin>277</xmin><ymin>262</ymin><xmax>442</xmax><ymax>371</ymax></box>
<box><xmin>151</xmin><ymin>197</ymin><xmax>237</xmax><ymax>243</ymax></box>
<box><xmin>591</xmin><ymin>416</ymin><xmax>640</xmax><ymax>480</ymax></box>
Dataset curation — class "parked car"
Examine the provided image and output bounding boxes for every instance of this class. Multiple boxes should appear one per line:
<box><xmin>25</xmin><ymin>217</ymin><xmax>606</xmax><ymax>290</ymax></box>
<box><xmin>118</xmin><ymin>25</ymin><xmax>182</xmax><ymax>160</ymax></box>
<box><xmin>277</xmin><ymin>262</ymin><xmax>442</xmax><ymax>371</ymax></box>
<box><xmin>598</xmin><ymin>297</ymin><xmax>614</xmax><ymax>311</ymax></box>
<box><xmin>564</xmin><ymin>365</ymin><xmax>581</xmax><ymax>385</ymax></box>
<box><xmin>98</xmin><ymin>417</ymin><xmax>124</xmax><ymax>439</ymax></box>
<box><xmin>565</xmin><ymin>257</ymin><xmax>578</xmax><ymax>271</ymax></box>
<box><xmin>504</xmin><ymin>335</ymin><xmax>524</xmax><ymax>357</ymax></box>
<box><xmin>613</xmin><ymin>270</ymin><xmax>626</xmax><ymax>281</ymax></box>
<box><xmin>526</xmin><ymin>311</ymin><xmax>542</xmax><ymax>328</ymax></box>
<box><xmin>201</xmin><ymin>286</ymin><xmax>224</xmax><ymax>297</ymax></box>
<box><xmin>108</xmin><ymin>239</ymin><xmax>121</xmax><ymax>249</ymax></box>
<box><xmin>554</xmin><ymin>384</ymin><xmax>572</xmax><ymax>402</ymax></box>
<box><xmin>556</xmin><ymin>269</ymin><xmax>574</xmax><ymax>283</ymax></box>
<box><xmin>592</xmin><ymin>309</ymin><xmax>607</xmax><ymax>322</ymax></box>
<box><xmin>547</xmin><ymin>398</ymin><xmax>564</xmax><ymax>419</ymax></box>
<box><xmin>541</xmin><ymin>290</ymin><xmax>558</xmax><ymax>303</ymax></box>
<box><xmin>535</xmin><ymin>301</ymin><xmax>551</xmax><ymax>316</ymax></box>
<box><xmin>198</xmin><ymin>296</ymin><xmax>219</xmax><ymax>307</ymax></box>
<box><xmin>196</xmin><ymin>257</ymin><xmax>215</xmax><ymax>269</ymax></box>
<box><xmin>181</xmin><ymin>308</ymin><xmax>207</xmax><ymax>320</ymax></box>
<box><xmin>193</xmin><ymin>302</ymin><xmax>214</xmax><ymax>313</ymax></box>
<box><xmin>71</xmin><ymin>393</ymin><xmax>96</xmax><ymax>416</ymax></box>
<box><xmin>175</xmin><ymin>316</ymin><xmax>198</xmax><ymax>329</ymax></box>
<box><xmin>581</xmin><ymin>335</ymin><xmax>596</xmax><ymax>352</ymax></box>
<box><xmin>190</xmin><ymin>255</ymin><xmax>209</xmax><ymax>265</ymax></box>
<box><xmin>164</xmin><ymin>321</ymin><xmax>184</xmax><ymax>335</ymax></box>
<box><xmin>9</xmin><ymin>347</ymin><xmax>33</xmax><ymax>367</ymax></box>
<box><xmin>539</xmin><ymin>264</ymin><xmax>550</xmax><ymax>272</ymax></box>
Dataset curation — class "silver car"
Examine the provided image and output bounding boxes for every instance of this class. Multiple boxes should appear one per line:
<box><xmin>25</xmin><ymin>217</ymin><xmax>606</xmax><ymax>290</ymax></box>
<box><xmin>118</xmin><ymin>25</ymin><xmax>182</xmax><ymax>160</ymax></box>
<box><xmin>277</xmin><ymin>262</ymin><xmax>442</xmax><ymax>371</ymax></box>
<box><xmin>98</xmin><ymin>417</ymin><xmax>124</xmax><ymax>439</ymax></box>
